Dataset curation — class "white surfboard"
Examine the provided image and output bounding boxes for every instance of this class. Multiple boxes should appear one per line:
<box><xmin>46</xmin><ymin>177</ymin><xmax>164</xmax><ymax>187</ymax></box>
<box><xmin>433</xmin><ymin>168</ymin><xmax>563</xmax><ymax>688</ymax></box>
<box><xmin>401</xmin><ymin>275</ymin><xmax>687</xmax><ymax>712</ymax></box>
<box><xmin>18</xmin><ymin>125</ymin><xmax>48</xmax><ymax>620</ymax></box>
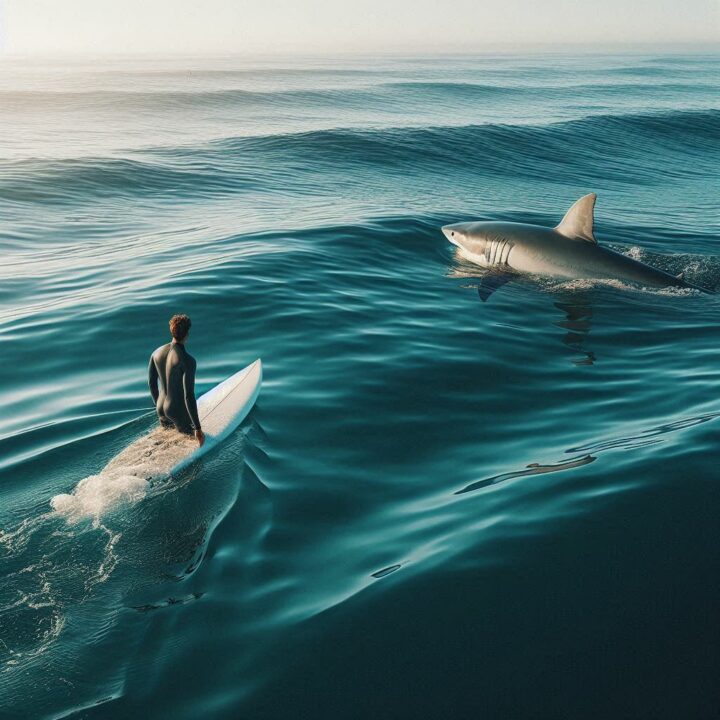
<box><xmin>178</xmin><ymin>357</ymin><xmax>263</xmax><ymax>472</ymax></box>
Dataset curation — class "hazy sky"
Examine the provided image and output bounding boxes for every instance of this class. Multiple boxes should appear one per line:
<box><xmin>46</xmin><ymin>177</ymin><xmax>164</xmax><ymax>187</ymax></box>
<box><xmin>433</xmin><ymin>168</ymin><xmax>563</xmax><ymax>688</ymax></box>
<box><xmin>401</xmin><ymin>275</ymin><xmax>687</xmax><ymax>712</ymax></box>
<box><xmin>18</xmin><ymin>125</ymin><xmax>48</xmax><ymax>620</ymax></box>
<box><xmin>2</xmin><ymin>0</ymin><xmax>718</xmax><ymax>55</ymax></box>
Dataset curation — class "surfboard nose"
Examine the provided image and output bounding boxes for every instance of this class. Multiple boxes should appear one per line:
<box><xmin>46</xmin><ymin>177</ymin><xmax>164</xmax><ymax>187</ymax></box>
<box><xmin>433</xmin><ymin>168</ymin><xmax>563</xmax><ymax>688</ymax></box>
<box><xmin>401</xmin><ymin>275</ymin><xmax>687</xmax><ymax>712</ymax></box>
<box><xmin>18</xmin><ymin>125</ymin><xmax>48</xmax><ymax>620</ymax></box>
<box><xmin>252</xmin><ymin>358</ymin><xmax>263</xmax><ymax>383</ymax></box>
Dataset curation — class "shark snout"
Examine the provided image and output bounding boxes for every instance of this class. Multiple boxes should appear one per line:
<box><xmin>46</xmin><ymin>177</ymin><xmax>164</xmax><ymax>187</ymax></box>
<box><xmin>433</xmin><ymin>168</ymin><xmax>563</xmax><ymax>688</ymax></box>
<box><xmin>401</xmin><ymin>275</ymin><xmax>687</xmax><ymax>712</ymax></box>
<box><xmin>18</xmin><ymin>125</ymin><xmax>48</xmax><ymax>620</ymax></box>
<box><xmin>442</xmin><ymin>224</ymin><xmax>461</xmax><ymax>246</ymax></box>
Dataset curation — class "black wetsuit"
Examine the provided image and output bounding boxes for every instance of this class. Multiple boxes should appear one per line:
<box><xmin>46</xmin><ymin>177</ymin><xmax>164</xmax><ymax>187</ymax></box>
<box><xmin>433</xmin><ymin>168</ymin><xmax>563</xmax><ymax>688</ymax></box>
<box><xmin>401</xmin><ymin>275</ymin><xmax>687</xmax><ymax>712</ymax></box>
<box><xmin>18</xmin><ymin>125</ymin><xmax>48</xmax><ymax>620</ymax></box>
<box><xmin>148</xmin><ymin>342</ymin><xmax>201</xmax><ymax>435</ymax></box>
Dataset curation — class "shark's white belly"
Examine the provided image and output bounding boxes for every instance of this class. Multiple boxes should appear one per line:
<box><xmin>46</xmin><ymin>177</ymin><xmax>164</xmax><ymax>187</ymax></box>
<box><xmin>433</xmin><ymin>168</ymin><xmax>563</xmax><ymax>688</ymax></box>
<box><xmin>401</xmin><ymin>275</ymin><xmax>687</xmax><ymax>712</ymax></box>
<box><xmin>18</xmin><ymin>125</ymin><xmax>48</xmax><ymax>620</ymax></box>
<box><xmin>457</xmin><ymin>245</ymin><xmax>490</xmax><ymax>268</ymax></box>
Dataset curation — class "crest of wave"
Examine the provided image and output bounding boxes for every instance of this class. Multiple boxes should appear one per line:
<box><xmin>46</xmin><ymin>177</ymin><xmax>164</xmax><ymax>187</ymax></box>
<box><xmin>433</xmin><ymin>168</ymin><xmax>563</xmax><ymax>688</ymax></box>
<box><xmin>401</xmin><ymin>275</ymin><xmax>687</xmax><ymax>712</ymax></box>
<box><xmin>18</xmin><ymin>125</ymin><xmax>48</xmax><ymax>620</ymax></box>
<box><xmin>51</xmin><ymin>426</ymin><xmax>196</xmax><ymax>525</ymax></box>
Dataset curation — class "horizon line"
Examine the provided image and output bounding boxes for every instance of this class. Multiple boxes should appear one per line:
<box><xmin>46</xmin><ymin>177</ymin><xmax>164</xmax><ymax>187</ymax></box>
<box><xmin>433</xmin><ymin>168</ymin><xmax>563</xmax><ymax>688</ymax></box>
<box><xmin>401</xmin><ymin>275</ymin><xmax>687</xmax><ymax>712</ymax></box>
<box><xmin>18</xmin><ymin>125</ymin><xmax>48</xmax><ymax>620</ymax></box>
<box><xmin>2</xmin><ymin>41</ymin><xmax>720</xmax><ymax>61</ymax></box>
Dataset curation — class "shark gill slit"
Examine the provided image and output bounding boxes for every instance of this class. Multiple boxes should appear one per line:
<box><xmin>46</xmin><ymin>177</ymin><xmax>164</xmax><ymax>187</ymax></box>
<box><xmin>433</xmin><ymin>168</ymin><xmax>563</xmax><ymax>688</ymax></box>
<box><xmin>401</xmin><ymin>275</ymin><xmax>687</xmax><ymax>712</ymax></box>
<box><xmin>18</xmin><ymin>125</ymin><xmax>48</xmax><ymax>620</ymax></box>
<box><xmin>498</xmin><ymin>238</ymin><xmax>508</xmax><ymax>266</ymax></box>
<box><xmin>489</xmin><ymin>238</ymin><xmax>509</xmax><ymax>268</ymax></box>
<box><xmin>502</xmin><ymin>240</ymin><xmax>513</xmax><ymax>266</ymax></box>
<box><xmin>490</xmin><ymin>239</ymin><xmax>498</xmax><ymax>266</ymax></box>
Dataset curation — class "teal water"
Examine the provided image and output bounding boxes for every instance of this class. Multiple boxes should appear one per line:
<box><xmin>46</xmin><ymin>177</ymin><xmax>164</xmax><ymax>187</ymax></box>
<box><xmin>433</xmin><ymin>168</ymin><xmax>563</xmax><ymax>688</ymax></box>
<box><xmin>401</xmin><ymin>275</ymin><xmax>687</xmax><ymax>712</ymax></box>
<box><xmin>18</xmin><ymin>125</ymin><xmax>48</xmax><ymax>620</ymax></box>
<box><xmin>1</xmin><ymin>53</ymin><xmax>719</xmax><ymax>719</ymax></box>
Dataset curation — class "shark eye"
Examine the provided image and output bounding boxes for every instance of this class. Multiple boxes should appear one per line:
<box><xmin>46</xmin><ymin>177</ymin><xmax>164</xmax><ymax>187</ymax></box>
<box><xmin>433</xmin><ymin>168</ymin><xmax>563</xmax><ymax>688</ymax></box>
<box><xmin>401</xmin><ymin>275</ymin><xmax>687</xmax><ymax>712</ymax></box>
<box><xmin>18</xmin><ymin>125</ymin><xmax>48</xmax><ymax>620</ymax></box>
<box><xmin>451</xmin><ymin>232</ymin><xmax>455</xmax><ymax>236</ymax></box>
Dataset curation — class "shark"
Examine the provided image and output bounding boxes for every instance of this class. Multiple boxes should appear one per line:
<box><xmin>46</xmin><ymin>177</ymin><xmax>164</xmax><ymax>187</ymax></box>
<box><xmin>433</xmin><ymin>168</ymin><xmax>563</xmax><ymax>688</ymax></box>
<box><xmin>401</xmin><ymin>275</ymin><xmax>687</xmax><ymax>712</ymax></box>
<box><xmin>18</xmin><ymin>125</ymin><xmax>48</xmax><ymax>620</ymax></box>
<box><xmin>442</xmin><ymin>193</ymin><xmax>707</xmax><ymax>301</ymax></box>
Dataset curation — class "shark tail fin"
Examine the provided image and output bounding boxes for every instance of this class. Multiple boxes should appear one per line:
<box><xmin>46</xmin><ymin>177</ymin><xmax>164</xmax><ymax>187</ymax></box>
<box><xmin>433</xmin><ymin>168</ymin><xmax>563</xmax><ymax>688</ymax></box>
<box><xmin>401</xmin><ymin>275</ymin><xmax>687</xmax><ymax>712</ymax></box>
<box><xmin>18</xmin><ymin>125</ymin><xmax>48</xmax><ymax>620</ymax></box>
<box><xmin>555</xmin><ymin>193</ymin><xmax>597</xmax><ymax>244</ymax></box>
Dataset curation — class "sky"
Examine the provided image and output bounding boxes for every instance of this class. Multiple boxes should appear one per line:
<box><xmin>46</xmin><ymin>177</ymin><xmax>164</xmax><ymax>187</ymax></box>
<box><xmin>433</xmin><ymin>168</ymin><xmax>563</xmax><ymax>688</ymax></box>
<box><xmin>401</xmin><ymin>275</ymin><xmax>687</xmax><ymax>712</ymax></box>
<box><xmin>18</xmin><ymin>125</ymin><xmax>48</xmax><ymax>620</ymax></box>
<box><xmin>1</xmin><ymin>0</ymin><xmax>718</xmax><ymax>55</ymax></box>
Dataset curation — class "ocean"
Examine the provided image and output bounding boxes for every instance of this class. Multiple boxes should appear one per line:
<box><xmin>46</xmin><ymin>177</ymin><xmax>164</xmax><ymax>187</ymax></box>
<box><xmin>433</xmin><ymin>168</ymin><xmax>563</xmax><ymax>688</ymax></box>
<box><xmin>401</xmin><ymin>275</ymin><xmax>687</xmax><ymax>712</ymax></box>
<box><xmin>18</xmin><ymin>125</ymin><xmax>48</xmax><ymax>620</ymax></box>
<box><xmin>0</xmin><ymin>51</ymin><xmax>718</xmax><ymax>719</ymax></box>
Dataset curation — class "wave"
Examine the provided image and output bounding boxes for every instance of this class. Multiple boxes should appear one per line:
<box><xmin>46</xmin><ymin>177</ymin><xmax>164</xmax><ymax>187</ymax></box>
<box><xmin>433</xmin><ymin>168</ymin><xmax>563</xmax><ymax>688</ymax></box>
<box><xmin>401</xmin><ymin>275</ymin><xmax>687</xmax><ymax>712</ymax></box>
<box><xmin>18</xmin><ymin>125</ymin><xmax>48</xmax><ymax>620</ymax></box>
<box><xmin>0</xmin><ymin>155</ymin><xmax>242</xmax><ymax>203</ymax></box>
<box><xmin>380</xmin><ymin>81</ymin><xmax>513</xmax><ymax>97</ymax></box>
<box><xmin>2</xmin><ymin>109</ymin><xmax>716</xmax><ymax>204</ymax></box>
<box><xmin>606</xmin><ymin>61</ymin><xmax>720</xmax><ymax>77</ymax></box>
<box><xmin>0</xmin><ymin>86</ymin><xmax>384</xmax><ymax>112</ymax></box>
<box><xmin>3</xmin><ymin>78</ymin><xmax>716</xmax><ymax>114</ymax></box>
<box><xmin>381</xmin><ymin>79</ymin><xmax>719</xmax><ymax>99</ymax></box>
<box><xmin>220</xmin><ymin>109</ymin><xmax>719</xmax><ymax>183</ymax></box>
<box><xmin>0</xmin><ymin>82</ymin><xmax>518</xmax><ymax>115</ymax></box>
<box><xmin>237</xmin><ymin>107</ymin><xmax>719</xmax><ymax>157</ymax></box>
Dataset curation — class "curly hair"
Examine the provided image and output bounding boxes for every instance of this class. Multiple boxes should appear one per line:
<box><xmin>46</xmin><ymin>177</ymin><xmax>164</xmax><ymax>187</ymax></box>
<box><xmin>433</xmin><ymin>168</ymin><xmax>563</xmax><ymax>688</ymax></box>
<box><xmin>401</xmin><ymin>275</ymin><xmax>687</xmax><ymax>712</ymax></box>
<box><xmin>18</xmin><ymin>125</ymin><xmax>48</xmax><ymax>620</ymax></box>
<box><xmin>169</xmin><ymin>314</ymin><xmax>192</xmax><ymax>341</ymax></box>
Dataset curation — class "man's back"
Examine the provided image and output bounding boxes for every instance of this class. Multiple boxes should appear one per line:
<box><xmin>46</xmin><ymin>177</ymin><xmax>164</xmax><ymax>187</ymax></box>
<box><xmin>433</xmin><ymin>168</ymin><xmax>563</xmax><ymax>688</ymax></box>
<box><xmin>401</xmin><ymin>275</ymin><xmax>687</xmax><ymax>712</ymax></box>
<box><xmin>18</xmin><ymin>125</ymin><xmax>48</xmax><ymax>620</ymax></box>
<box><xmin>148</xmin><ymin>340</ymin><xmax>201</xmax><ymax>435</ymax></box>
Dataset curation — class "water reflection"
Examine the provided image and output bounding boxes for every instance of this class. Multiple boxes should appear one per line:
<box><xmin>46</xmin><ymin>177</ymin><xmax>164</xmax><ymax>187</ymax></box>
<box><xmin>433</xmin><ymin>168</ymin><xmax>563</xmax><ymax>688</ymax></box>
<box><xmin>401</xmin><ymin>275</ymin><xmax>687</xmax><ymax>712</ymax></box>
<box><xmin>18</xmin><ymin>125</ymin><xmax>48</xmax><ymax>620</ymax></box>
<box><xmin>567</xmin><ymin>411</ymin><xmax>720</xmax><ymax>453</ymax></box>
<box><xmin>455</xmin><ymin>410</ymin><xmax>720</xmax><ymax>496</ymax></box>
<box><xmin>455</xmin><ymin>454</ymin><xmax>596</xmax><ymax>495</ymax></box>
<box><xmin>447</xmin><ymin>252</ymin><xmax>600</xmax><ymax>365</ymax></box>
<box><xmin>553</xmin><ymin>291</ymin><xmax>596</xmax><ymax>366</ymax></box>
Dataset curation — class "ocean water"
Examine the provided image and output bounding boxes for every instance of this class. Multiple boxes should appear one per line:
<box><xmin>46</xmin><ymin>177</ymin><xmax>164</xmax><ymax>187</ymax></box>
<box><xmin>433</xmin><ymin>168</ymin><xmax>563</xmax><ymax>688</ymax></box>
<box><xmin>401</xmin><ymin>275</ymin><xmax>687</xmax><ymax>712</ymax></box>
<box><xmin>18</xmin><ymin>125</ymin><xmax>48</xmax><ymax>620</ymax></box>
<box><xmin>0</xmin><ymin>52</ymin><xmax>719</xmax><ymax>719</ymax></box>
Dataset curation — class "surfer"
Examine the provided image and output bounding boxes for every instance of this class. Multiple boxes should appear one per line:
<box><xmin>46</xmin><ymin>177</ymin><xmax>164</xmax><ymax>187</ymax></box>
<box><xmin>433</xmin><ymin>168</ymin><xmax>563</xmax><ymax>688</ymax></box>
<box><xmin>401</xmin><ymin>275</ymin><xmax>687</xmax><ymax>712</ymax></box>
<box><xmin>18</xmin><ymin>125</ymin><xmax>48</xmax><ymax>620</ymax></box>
<box><xmin>148</xmin><ymin>314</ymin><xmax>205</xmax><ymax>446</ymax></box>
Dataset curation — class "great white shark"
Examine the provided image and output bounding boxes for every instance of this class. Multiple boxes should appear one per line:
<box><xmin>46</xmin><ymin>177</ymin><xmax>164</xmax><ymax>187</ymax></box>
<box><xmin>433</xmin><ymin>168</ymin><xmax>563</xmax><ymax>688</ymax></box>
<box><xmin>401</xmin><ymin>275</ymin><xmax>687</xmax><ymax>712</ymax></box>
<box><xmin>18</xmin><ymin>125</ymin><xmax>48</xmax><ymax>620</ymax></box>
<box><xmin>442</xmin><ymin>193</ymin><xmax>707</xmax><ymax>301</ymax></box>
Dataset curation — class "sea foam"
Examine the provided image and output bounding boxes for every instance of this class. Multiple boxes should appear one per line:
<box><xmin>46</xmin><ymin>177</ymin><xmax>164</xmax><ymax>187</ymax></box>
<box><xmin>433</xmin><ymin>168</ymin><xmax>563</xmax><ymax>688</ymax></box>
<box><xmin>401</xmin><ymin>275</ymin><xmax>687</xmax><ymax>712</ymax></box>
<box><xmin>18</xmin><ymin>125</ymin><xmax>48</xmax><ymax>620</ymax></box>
<box><xmin>51</xmin><ymin>472</ymin><xmax>148</xmax><ymax>525</ymax></box>
<box><xmin>51</xmin><ymin>426</ymin><xmax>196</xmax><ymax>524</ymax></box>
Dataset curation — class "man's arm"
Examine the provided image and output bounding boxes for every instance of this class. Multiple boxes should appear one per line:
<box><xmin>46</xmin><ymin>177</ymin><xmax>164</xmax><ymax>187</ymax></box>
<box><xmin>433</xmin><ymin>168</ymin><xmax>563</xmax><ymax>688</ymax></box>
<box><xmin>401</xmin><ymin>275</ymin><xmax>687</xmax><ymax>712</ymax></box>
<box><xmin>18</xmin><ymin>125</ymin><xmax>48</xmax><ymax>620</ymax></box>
<box><xmin>183</xmin><ymin>357</ymin><xmax>204</xmax><ymax>444</ymax></box>
<box><xmin>148</xmin><ymin>356</ymin><xmax>160</xmax><ymax>406</ymax></box>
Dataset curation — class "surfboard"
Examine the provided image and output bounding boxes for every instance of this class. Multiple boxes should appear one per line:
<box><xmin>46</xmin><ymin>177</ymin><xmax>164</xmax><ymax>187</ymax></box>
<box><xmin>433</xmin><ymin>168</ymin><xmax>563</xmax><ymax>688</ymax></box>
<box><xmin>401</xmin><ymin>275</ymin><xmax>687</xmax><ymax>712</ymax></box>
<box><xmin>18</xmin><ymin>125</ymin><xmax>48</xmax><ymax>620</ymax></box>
<box><xmin>102</xmin><ymin>358</ymin><xmax>263</xmax><ymax>480</ymax></box>
<box><xmin>176</xmin><ymin>358</ymin><xmax>263</xmax><ymax>473</ymax></box>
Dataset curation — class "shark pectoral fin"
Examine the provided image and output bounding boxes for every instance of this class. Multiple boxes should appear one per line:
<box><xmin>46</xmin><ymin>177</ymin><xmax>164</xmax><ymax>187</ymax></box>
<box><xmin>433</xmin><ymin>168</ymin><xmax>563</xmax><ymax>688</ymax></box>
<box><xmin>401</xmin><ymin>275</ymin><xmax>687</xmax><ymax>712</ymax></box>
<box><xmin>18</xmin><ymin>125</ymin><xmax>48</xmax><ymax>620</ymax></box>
<box><xmin>477</xmin><ymin>271</ymin><xmax>515</xmax><ymax>302</ymax></box>
<box><xmin>555</xmin><ymin>193</ymin><xmax>597</xmax><ymax>243</ymax></box>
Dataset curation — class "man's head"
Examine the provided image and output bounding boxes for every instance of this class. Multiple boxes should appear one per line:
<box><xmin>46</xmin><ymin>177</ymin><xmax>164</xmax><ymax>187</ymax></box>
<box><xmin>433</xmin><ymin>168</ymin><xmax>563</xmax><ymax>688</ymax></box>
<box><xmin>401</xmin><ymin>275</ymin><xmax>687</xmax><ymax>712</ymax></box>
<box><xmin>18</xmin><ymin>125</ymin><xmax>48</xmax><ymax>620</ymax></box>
<box><xmin>169</xmin><ymin>314</ymin><xmax>191</xmax><ymax>343</ymax></box>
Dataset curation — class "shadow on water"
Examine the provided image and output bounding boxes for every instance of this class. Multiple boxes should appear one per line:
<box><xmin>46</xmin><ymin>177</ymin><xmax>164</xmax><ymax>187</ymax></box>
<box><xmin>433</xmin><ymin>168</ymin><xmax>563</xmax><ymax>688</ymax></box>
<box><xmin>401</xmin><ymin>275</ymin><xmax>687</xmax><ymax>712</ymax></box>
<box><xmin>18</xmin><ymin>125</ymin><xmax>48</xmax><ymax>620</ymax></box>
<box><xmin>469</xmin><ymin>273</ymin><xmax>599</xmax><ymax>366</ymax></box>
<box><xmin>553</xmin><ymin>290</ymin><xmax>596</xmax><ymax>366</ymax></box>
<box><xmin>455</xmin><ymin>454</ymin><xmax>596</xmax><ymax>495</ymax></box>
<box><xmin>447</xmin><ymin>252</ymin><xmax>600</xmax><ymax>366</ymax></box>
<box><xmin>454</xmin><ymin>410</ymin><xmax>720</xmax><ymax>496</ymax></box>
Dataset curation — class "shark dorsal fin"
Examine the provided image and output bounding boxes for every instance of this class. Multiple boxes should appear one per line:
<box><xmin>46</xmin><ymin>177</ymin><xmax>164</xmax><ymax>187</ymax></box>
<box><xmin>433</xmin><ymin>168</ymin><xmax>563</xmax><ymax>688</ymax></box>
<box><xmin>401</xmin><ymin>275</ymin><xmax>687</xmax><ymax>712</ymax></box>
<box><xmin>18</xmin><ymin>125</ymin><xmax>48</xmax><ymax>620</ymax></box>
<box><xmin>555</xmin><ymin>193</ymin><xmax>597</xmax><ymax>243</ymax></box>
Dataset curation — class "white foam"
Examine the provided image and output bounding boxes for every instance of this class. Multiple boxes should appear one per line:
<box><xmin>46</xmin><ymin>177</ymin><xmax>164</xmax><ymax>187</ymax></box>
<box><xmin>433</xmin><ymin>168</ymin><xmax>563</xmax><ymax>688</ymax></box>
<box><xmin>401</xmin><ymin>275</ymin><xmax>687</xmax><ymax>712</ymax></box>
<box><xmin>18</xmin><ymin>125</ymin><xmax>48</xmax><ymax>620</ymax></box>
<box><xmin>51</xmin><ymin>473</ymin><xmax>148</xmax><ymax>525</ymax></box>
<box><xmin>551</xmin><ymin>277</ymin><xmax>631</xmax><ymax>292</ymax></box>
<box><xmin>51</xmin><ymin>426</ymin><xmax>196</xmax><ymax>524</ymax></box>
<box><xmin>550</xmin><ymin>277</ymin><xmax>699</xmax><ymax>297</ymax></box>
<box><xmin>624</xmin><ymin>246</ymin><xmax>646</xmax><ymax>260</ymax></box>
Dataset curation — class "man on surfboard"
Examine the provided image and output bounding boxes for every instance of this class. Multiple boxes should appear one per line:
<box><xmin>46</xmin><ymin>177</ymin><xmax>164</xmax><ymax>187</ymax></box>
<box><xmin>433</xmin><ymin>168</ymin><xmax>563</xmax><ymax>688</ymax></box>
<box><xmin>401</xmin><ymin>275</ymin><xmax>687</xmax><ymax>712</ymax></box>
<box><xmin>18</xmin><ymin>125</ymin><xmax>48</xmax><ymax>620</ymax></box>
<box><xmin>148</xmin><ymin>314</ymin><xmax>205</xmax><ymax>446</ymax></box>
